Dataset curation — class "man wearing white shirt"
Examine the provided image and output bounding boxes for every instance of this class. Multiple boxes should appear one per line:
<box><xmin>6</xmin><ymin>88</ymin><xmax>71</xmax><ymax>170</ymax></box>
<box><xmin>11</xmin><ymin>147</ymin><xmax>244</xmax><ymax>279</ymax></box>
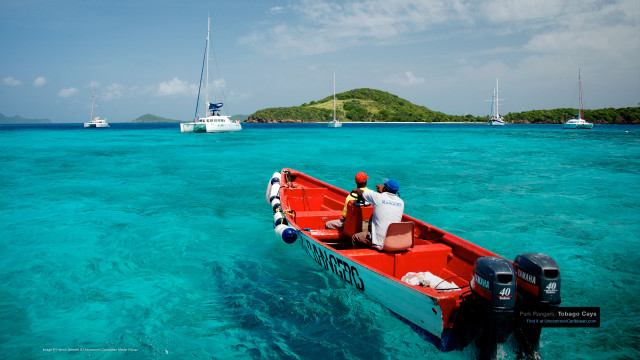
<box><xmin>351</xmin><ymin>178</ymin><xmax>404</xmax><ymax>249</ymax></box>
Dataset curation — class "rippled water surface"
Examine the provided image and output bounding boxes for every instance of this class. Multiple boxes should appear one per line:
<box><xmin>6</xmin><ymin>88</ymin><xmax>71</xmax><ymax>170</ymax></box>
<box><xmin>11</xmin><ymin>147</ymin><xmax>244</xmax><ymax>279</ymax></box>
<box><xmin>0</xmin><ymin>123</ymin><xmax>638</xmax><ymax>359</ymax></box>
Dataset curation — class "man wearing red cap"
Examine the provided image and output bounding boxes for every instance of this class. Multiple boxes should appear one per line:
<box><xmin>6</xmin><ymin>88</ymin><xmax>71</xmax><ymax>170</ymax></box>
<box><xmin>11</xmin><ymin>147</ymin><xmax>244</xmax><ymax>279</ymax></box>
<box><xmin>351</xmin><ymin>178</ymin><xmax>404</xmax><ymax>249</ymax></box>
<box><xmin>325</xmin><ymin>172</ymin><xmax>370</xmax><ymax>230</ymax></box>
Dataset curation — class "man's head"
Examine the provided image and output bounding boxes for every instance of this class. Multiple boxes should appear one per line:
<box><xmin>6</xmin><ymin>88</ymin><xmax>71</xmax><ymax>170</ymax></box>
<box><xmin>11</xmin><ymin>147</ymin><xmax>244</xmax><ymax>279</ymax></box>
<box><xmin>383</xmin><ymin>178</ymin><xmax>399</xmax><ymax>194</ymax></box>
<box><xmin>355</xmin><ymin>172</ymin><xmax>368</xmax><ymax>187</ymax></box>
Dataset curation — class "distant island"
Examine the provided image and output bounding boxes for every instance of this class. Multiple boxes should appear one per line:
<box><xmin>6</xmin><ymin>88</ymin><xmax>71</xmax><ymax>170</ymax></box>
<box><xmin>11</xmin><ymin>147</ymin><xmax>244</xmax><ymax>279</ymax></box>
<box><xmin>0</xmin><ymin>113</ymin><xmax>51</xmax><ymax>124</ymax></box>
<box><xmin>130</xmin><ymin>114</ymin><xmax>183</xmax><ymax>123</ymax></box>
<box><xmin>245</xmin><ymin>88</ymin><xmax>640</xmax><ymax>124</ymax></box>
<box><xmin>3</xmin><ymin>90</ymin><xmax>638</xmax><ymax>124</ymax></box>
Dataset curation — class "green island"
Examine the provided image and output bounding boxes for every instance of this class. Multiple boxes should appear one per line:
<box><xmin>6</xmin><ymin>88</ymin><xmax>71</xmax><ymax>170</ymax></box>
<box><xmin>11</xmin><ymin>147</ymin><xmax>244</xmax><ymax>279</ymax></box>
<box><xmin>0</xmin><ymin>113</ymin><xmax>51</xmax><ymax>124</ymax></box>
<box><xmin>2</xmin><ymin>88</ymin><xmax>638</xmax><ymax>124</ymax></box>
<box><xmin>130</xmin><ymin>114</ymin><xmax>183</xmax><ymax>123</ymax></box>
<box><xmin>245</xmin><ymin>88</ymin><xmax>640</xmax><ymax>124</ymax></box>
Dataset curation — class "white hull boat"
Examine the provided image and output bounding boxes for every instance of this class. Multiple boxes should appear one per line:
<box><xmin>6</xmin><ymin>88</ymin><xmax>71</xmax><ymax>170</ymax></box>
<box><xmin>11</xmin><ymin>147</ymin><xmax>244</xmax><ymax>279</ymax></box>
<box><xmin>327</xmin><ymin>68</ymin><xmax>342</xmax><ymax>128</ymax></box>
<box><xmin>181</xmin><ymin>17</ymin><xmax>241</xmax><ymax>133</ymax></box>
<box><xmin>563</xmin><ymin>69</ymin><xmax>593</xmax><ymax>129</ymax></box>
<box><xmin>84</xmin><ymin>85</ymin><xmax>109</xmax><ymax>128</ymax></box>
<box><xmin>487</xmin><ymin>78</ymin><xmax>505</xmax><ymax>126</ymax></box>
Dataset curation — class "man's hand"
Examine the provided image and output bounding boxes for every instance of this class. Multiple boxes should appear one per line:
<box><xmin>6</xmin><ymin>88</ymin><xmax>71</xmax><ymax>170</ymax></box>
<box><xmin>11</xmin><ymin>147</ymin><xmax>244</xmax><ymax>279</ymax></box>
<box><xmin>351</xmin><ymin>188</ymin><xmax>365</xmax><ymax>201</ymax></box>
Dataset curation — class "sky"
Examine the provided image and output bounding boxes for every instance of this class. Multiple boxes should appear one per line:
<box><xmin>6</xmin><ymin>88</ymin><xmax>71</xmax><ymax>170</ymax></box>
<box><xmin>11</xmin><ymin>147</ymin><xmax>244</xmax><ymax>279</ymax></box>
<box><xmin>1</xmin><ymin>0</ymin><xmax>639</xmax><ymax>122</ymax></box>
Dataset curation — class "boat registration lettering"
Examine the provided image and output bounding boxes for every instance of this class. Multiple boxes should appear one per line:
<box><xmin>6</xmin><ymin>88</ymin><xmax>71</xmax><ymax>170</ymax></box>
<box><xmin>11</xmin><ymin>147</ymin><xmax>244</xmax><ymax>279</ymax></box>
<box><xmin>303</xmin><ymin>238</ymin><xmax>365</xmax><ymax>291</ymax></box>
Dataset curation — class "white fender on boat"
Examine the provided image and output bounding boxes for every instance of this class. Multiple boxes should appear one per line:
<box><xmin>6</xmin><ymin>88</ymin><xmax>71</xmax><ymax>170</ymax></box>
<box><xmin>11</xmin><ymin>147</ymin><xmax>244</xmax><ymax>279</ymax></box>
<box><xmin>269</xmin><ymin>183</ymin><xmax>280</xmax><ymax>203</ymax></box>
<box><xmin>271</xmin><ymin>198</ymin><xmax>281</xmax><ymax>213</ymax></box>
<box><xmin>275</xmin><ymin>224</ymin><xmax>298</xmax><ymax>244</ymax></box>
<box><xmin>273</xmin><ymin>211</ymin><xmax>284</xmax><ymax>227</ymax></box>
<box><xmin>266</xmin><ymin>172</ymin><xmax>281</xmax><ymax>203</ymax></box>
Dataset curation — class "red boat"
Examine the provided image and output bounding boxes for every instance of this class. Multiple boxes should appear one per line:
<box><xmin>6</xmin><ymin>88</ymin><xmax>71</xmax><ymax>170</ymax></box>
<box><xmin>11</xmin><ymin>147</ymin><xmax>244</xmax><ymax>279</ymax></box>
<box><xmin>267</xmin><ymin>169</ymin><xmax>561</xmax><ymax>359</ymax></box>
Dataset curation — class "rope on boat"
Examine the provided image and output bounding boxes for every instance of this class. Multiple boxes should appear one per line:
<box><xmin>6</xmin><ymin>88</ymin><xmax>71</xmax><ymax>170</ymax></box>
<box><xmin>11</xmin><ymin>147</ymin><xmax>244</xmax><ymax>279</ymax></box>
<box><xmin>285</xmin><ymin>195</ymin><xmax>326</xmax><ymax>199</ymax></box>
<box><xmin>434</xmin><ymin>275</ymin><xmax>472</xmax><ymax>293</ymax></box>
<box><xmin>283</xmin><ymin>169</ymin><xmax>293</xmax><ymax>186</ymax></box>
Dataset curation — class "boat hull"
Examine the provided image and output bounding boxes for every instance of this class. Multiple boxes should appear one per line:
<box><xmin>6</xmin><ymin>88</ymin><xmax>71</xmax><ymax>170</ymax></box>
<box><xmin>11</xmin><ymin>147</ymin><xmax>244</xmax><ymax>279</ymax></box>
<box><xmin>181</xmin><ymin>118</ymin><xmax>242</xmax><ymax>133</ymax></box>
<box><xmin>180</xmin><ymin>122</ymin><xmax>206</xmax><ymax>133</ymax></box>
<box><xmin>562</xmin><ymin>122</ymin><xmax>593</xmax><ymax>129</ymax></box>
<box><xmin>205</xmin><ymin>121</ymin><xmax>242</xmax><ymax>133</ymax></box>
<box><xmin>84</xmin><ymin>122</ymin><xmax>109</xmax><ymax>128</ymax></box>
<box><xmin>328</xmin><ymin>121</ymin><xmax>342</xmax><ymax>128</ymax></box>
<box><xmin>298</xmin><ymin>233</ymin><xmax>451</xmax><ymax>344</ymax></box>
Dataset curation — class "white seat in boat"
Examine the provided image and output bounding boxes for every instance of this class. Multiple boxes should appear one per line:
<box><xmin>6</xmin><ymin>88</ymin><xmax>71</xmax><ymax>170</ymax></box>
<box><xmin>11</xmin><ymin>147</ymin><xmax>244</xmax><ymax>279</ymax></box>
<box><xmin>382</xmin><ymin>221</ymin><xmax>415</xmax><ymax>252</ymax></box>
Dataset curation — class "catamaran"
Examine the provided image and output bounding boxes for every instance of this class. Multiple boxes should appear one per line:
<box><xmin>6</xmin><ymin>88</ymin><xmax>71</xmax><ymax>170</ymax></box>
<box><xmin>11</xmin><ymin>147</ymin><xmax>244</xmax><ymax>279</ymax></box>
<box><xmin>487</xmin><ymin>77</ymin><xmax>505</xmax><ymax>126</ymax></box>
<box><xmin>563</xmin><ymin>69</ymin><xmax>593</xmax><ymax>129</ymax></box>
<box><xmin>84</xmin><ymin>85</ymin><xmax>109</xmax><ymax>128</ymax></box>
<box><xmin>180</xmin><ymin>17</ymin><xmax>241</xmax><ymax>133</ymax></box>
<box><xmin>327</xmin><ymin>68</ymin><xmax>342</xmax><ymax>128</ymax></box>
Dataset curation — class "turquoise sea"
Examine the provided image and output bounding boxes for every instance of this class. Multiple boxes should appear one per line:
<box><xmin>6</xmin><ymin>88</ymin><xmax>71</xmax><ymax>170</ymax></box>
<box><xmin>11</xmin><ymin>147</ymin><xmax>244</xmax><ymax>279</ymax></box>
<box><xmin>1</xmin><ymin>123</ymin><xmax>638</xmax><ymax>359</ymax></box>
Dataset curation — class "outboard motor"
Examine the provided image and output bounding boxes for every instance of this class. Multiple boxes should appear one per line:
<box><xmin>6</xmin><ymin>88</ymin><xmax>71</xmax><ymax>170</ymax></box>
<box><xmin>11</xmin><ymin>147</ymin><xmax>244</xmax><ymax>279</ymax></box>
<box><xmin>513</xmin><ymin>253</ymin><xmax>561</xmax><ymax>359</ymax></box>
<box><xmin>470</xmin><ymin>256</ymin><xmax>517</xmax><ymax>360</ymax></box>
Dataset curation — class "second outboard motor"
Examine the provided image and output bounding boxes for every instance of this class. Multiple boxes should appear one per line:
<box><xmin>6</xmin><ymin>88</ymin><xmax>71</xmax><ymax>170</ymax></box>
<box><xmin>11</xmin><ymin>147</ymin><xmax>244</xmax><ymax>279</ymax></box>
<box><xmin>513</xmin><ymin>253</ymin><xmax>561</xmax><ymax>360</ymax></box>
<box><xmin>470</xmin><ymin>256</ymin><xmax>517</xmax><ymax>360</ymax></box>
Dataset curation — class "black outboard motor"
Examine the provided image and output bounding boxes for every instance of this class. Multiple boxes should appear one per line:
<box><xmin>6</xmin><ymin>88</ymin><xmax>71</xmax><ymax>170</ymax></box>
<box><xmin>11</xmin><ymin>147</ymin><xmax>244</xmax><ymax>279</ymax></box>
<box><xmin>470</xmin><ymin>256</ymin><xmax>517</xmax><ymax>359</ymax></box>
<box><xmin>513</xmin><ymin>253</ymin><xmax>561</xmax><ymax>360</ymax></box>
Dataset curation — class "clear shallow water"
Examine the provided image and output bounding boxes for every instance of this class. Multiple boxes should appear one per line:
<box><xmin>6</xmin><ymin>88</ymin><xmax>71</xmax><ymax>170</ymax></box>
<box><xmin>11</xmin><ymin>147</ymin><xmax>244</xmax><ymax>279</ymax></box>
<box><xmin>0</xmin><ymin>123</ymin><xmax>638</xmax><ymax>359</ymax></box>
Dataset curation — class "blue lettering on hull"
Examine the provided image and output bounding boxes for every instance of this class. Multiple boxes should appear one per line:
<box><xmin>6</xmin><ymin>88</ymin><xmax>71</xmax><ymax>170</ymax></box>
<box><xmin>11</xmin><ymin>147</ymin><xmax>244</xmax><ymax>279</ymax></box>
<box><xmin>302</xmin><ymin>236</ymin><xmax>365</xmax><ymax>291</ymax></box>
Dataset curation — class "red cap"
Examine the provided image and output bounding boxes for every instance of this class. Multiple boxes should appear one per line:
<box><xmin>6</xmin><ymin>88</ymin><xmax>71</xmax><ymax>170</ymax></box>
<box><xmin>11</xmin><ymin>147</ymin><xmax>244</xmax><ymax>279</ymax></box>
<box><xmin>355</xmin><ymin>172</ymin><xmax>368</xmax><ymax>183</ymax></box>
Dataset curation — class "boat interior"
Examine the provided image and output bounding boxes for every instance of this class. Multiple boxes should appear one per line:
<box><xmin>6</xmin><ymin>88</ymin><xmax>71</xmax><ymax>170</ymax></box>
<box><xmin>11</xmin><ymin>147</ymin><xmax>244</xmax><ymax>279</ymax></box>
<box><xmin>280</xmin><ymin>170</ymin><xmax>498</xmax><ymax>295</ymax></box>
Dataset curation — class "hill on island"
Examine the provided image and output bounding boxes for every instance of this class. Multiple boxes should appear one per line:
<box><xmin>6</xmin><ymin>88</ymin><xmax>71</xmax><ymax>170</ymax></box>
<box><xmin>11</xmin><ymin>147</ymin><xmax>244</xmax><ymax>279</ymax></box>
<box><xmin>0</xmin><ymin>113</ymin><xmax>51</xmax><ymax>124</ymax></box>
<box><xmin>130</xmin><ymin>114</ymin><xmax>182</xmax><ymax>123</ymax></box>
<box><xmin>246</xmin><ymin>88</ymin><xmax>472</xmax><ymax>123</ymax></box>
<box><xmin>246</xmin><ymin>88</ymin><xmax>640</xmax><ymax>124</ymax></box>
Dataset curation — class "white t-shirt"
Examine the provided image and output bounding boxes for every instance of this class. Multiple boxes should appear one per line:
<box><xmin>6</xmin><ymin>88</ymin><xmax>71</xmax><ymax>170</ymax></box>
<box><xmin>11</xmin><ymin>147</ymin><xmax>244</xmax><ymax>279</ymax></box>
<box><xmin>362</xmin><ymin>190</ymin><xmax>404</xmax><ymax>247</ymax></box>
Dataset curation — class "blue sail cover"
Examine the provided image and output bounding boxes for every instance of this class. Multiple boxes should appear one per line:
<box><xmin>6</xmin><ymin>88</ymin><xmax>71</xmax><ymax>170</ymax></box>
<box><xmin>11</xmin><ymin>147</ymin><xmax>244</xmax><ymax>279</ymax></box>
<box><xmin>209</xmin><ymin>103</ymin><xmax>223</xmax><ymax>110</ymax></box>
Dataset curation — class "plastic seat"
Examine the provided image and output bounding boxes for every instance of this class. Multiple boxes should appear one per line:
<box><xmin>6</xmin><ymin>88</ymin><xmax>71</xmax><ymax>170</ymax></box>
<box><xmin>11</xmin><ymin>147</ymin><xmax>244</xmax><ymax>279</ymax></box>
<box><xmin>382</xmin><ymin>221</ymin><xmax>415</xmax><ymax>252</ymax></box>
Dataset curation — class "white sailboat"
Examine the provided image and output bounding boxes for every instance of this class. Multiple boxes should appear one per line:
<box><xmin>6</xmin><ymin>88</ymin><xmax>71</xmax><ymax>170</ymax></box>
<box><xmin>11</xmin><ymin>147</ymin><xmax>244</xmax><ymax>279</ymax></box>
<box><xmin>487</xmin><ymin>77</ymin><xmax>505</xmax><ymax>126</ymax></box>
<box><xmin>327</xmin><ymin>68</ymin><xmax>342</xmax><ymax>128</ymax></box>
<box><xmin>181</xmin><ymin>17</ymin><xmax>241</xmax><ymax>133</ymax></box>
<box><xmin>563</xmin><ymin>69</ymin><xmax>593</xmax><ymax>129</ymax></box>
<box><xmin>84</xmin><ymin>85</ymin><xmax>109</xmax><ymax>128</ymax></box>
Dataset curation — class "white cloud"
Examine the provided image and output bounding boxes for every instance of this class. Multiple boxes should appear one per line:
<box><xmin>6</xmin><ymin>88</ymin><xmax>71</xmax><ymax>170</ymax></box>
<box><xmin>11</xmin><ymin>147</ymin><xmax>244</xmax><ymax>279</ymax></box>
<box><xmin>33</xmin><ymin>76</ymin><xmax>47</xmax><ymax>87</ymax></box>
<box><xmin>103</xmin><ymin>83</ymin><xmax>124</xmax><ymax>101</ymax></box>
<box><xmin>241</xmin><ymin>0</ymin><xmax>471</xmax><ymax>56</ymax></box>
<box><xmin>241</xmin><ymin>0</ymin><xmax>640</xmax><ymax>67</ymax></box>
<box><xmin>211</xmin><ymin>79</ymin><xmax>226</xmax><ymax>91</ymax></box>
<box><xmin>384</xmin><ymin>71</ymin><xmax>425</xmax><ymax>86</ymax></box>
<box><xmin>230</xmin><ymin>91</ymin><xmax>252</xmax><ymax>102</ymax></box>
<box><xmin>156</xmin><ymin>77</ymin><xmax>197</xmax><ymax>96</ymax></box>
<box><xmin>58</xmin><ymin>88</ymin><xmax>78</xmax><ymax>97</ymax></box>
<box><xmin>268</xmin><ymin>6</ymin><xmax>286</xmax><ymax>15</ymax></box>
<box><xmin>481</xmin><ymin>0</ymin><xmax>563</xmax><ymax>22</ymax></box>
<box><xmin>3</xmin><ymin>76</ymin><xmax>22</xmax><ymax>86</ymax></box>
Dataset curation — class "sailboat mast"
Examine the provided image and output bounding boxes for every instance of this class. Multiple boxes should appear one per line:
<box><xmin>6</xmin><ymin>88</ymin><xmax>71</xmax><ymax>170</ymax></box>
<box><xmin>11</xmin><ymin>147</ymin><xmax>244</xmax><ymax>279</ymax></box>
<box><xmin>333</xmin><ymin>68</ymin><xmax>336</xmax><ymax>121</ymax></box>
<box><xmin>205</xmin><ymin>16</ymin><xmax>210</xmax><ymax>116</ymax></box>
<box><xmin>90</xmin><ymin>85</ymin><xmax>96</xmax><ymax>121</ymax></box>
<box><xmin>495</xmin><ymin>77</ymin><xmax>499</xmax><ymax>118</ymax></box>
<box><xmin>579</xmin><ymin>68</ymin><xmax>584</xmax><ymax>119</ymax></box>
